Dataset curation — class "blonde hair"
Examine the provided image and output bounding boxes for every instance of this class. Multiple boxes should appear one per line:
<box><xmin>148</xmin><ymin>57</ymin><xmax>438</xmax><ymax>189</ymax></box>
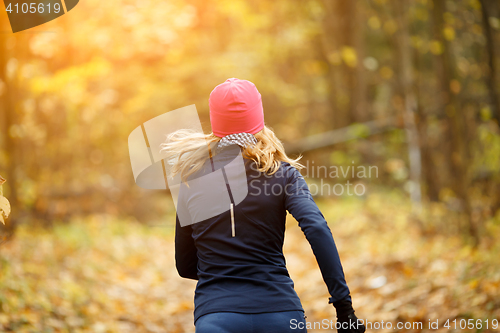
<box><xmin>160</xmin><ymin>125</ymin><xmax>303</xmax><ymax>183</ymax></box>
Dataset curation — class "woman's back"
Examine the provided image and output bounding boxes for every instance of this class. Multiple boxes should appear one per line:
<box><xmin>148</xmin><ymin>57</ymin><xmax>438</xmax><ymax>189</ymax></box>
<box><xmin>176</xmin><ymin>152</ymin><xmax>306</xmax><ymax>323</ymax></box>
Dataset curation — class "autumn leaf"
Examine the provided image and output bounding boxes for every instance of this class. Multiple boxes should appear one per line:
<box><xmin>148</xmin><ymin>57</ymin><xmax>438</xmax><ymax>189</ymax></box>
<box><xmin>0</xmin><ymin>175</ymin><xmax>10</xmax><ymax>225</ymax></box>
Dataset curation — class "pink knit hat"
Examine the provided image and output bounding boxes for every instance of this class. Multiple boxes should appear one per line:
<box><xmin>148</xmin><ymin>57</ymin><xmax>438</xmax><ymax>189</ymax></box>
<box><xmin>209</xmin><ymin>78</ymin><xmax>265</xmax><ymax>137</ymax></box>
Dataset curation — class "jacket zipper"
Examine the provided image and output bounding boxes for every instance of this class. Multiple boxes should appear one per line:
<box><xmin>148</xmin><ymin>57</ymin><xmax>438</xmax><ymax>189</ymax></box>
<box><xmin>220</xmin><ymin>166</ymin><xmax>236</xmax><ymax>238</ymax></box>
<box><xmin>230</xmin><ymin>203</ymin><xmax>235</xmax><ymax>237</ymax></box>
<box><xmin>209</xmin><ymin>154</ymin><xmax>237</xmax><ymax>237</ymax></box>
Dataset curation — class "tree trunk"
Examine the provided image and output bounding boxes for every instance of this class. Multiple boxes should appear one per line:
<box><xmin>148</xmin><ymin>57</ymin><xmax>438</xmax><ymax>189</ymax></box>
<box><xmin>433</xmin><ymin>0</ymin><xmax>478</xmax><ymax>245</ymax></box>
<box><xmin>394</xmin><ymin>0</ymin><xmax>423</xmax><ymax>215</ymax></box>
<box><xmin>354</xmin><ymin>0</ymin><xmax>369</xmax><ymax>123</ymax></box>
<box><xmin>320</xmin><ymin>0</ymin><xmax>356</xmax><ymax>129</ymax></box>
<box><xmin>415</xmin><ymin>49</ymin><xmax>440</xmax><ymax>202</ymax></box>
<box><xmin>479</xmin><ymin>0</ymin><xmax>500</xmax><ymax>124</ymax></box>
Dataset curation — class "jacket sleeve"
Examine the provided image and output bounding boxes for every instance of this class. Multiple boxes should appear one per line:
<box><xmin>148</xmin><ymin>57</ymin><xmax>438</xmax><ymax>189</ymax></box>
<box><xmin>284</xmin><ymin>166</ymin><xmax>351</xmax><ymax>304</ymax></box>
<box><xmin>174</xmin><ymin>214</ymin><xmax>199</xmax><ymax>280</ymax></box>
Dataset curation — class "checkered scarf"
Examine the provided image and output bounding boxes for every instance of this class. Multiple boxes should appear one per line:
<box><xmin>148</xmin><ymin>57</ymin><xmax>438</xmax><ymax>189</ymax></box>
<box><xmin>216</xmin><ymin>133</ymin><xmax>257</xmax><ymax>152</ymax></box>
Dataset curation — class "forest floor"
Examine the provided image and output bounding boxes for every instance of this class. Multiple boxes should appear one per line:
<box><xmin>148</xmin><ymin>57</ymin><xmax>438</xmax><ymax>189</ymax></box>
<box><xmin>1</xmin><ymin>192</ymin><xmax>499</xmax><ymax>333</ymax></box>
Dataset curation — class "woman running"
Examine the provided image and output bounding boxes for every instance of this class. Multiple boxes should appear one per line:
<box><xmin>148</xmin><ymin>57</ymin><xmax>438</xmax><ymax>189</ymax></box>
<box><xmin>162</xmin><ymin>78</ymin><xmax>365</xmax><ymax>333</ymax></box>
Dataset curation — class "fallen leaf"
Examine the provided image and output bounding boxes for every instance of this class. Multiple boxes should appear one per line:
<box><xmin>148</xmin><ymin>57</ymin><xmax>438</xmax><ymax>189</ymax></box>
<box><xmin>0</xmin><ymin>196</ymin><xmax>11</xmax><ymax>219</ymax></box>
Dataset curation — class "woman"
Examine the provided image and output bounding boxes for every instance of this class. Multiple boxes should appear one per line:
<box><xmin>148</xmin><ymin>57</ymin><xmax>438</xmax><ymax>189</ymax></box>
<box><xmin>162</xmin><ymin>78</ymin><xmax>365</xmax><ymax>333</ymax></box>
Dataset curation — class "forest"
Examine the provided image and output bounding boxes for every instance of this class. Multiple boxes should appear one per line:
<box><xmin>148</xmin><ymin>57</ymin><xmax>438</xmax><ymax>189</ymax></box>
<box><xmin>1</xmin><ymin>0</ymin><xmax>499</xmax><ymax>332</ymax></box>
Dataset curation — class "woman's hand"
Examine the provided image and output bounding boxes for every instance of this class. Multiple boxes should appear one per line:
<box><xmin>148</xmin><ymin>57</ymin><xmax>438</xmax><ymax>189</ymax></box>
<box><xmin>332</xmin><ymin>298</ymin><xmax>366</xmax><ymax>333</ymax></box>
<box><xmin>336</xmin><ymin>313</ymin><xmax>366</xmax><ymax>333</ymax></box>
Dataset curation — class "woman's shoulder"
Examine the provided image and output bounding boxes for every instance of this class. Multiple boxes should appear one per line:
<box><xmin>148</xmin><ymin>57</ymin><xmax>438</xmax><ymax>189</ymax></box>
<box><xmin>242</xmin><ymin>159</ymin><xmax>303</xmax><ymax>183</ymax></box>
<box><xmin>277</xmin><ymin>161</ymin><xmax>303</xmax><ymax>181</ymax></box>
<box><xmin>279</xmin><ymin>161</ymin><xmax>301</xmax><ymax>172</ymax></box>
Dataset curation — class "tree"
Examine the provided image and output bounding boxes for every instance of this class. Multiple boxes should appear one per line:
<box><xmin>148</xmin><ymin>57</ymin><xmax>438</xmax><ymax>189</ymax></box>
<box><xmin>479</xmin><ymin>0</ymin><xmax>500</xmax><ymax>124</ymax></box>
<box><xmin>394</xmin><ymin>0</ymin><xmax>423</xmax><ymax>214</ymax></box>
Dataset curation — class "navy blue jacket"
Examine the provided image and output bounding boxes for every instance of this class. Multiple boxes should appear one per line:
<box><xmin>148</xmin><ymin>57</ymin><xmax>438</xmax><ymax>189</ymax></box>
<box><xmin>175</xmin><ymin>152</ymin><xmax>351</xmax><ymax>323</ymax></box>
